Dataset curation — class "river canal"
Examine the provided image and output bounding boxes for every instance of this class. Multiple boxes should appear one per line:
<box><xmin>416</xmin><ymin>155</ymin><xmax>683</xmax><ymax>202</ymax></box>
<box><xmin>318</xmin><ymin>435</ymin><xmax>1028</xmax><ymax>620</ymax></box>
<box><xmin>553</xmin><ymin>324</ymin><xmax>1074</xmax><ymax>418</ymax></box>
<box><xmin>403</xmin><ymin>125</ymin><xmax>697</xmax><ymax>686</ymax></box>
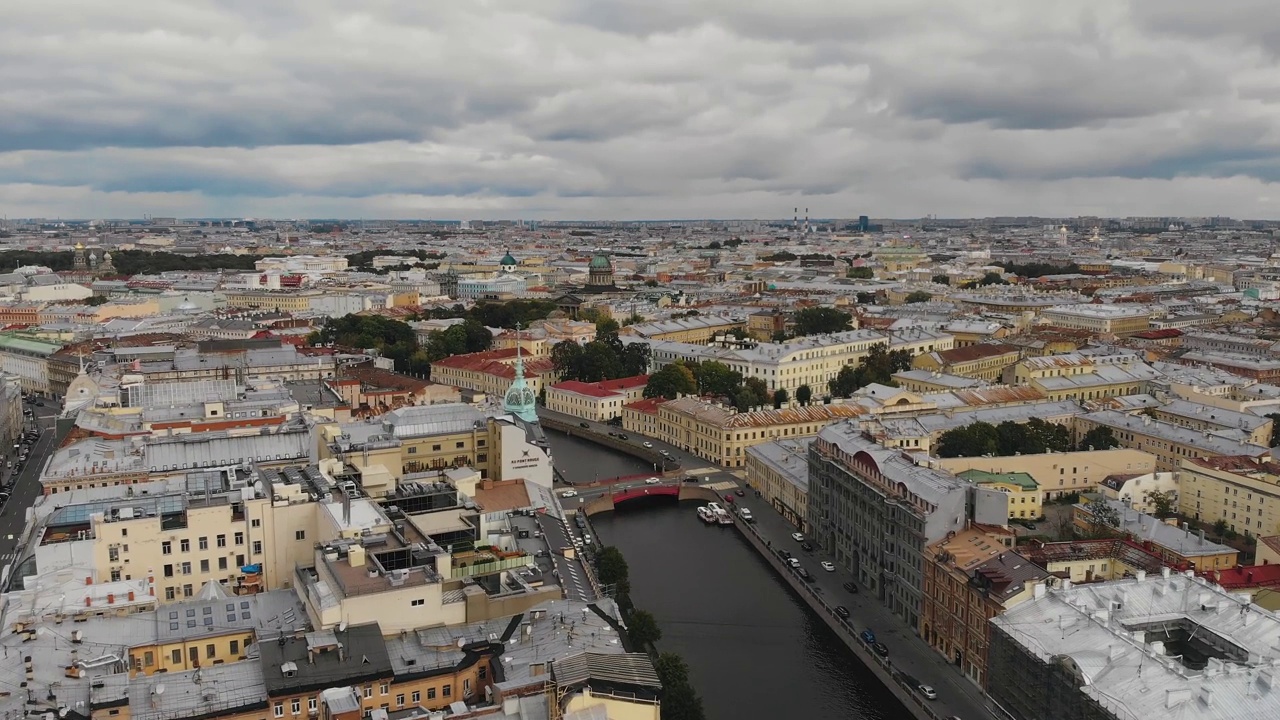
<box><xmin>546</xmin><ymin>431</ymin><xmax>903</xmax><ymax>720</ymax></box>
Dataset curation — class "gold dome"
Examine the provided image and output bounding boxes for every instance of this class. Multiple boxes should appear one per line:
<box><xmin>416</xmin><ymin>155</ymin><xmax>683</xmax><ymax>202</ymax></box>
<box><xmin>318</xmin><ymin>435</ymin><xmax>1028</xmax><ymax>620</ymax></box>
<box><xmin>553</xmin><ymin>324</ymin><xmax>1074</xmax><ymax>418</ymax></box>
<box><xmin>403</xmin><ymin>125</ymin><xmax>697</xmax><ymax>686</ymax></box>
<box><xmin>74</xmin><ymin>241</ymin><xmax>85</xmax><ymax>250</ymax></box>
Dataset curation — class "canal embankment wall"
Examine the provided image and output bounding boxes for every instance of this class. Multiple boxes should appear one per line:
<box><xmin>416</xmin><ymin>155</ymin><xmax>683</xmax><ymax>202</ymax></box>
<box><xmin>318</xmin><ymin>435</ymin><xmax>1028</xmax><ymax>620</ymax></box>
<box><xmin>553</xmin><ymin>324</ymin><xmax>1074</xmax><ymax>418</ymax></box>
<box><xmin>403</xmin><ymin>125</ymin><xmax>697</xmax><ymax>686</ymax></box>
<box><xmin>732</xmin><ymin>517</ymin><xmax>945</xmax><ymax>720</ymax></box>
<box><xmin>540</xmin><ymin>415</ymin><xmax>679</xmax><ymax>471</ymax></box>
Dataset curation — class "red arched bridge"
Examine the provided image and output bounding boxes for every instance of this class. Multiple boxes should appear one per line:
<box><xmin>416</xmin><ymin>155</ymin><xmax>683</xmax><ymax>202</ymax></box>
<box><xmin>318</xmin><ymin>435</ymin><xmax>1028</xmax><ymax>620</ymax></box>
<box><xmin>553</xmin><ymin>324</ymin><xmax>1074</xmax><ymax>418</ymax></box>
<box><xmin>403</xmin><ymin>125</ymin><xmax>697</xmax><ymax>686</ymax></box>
<box><xmin>612</xmin><ymin>484</ymin><xmax>680</xmax><ymax>503</ymax></box>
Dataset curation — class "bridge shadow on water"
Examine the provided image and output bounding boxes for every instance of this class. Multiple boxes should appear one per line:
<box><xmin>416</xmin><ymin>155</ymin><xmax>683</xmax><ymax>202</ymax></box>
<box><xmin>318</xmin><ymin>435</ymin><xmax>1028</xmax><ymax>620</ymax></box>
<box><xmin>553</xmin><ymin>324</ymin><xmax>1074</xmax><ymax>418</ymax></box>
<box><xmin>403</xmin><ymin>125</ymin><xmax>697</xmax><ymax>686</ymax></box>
<box><xmin>609</xmin><ymin>494</ymin><xmax>680</xmax><ymax>513</ymax></box>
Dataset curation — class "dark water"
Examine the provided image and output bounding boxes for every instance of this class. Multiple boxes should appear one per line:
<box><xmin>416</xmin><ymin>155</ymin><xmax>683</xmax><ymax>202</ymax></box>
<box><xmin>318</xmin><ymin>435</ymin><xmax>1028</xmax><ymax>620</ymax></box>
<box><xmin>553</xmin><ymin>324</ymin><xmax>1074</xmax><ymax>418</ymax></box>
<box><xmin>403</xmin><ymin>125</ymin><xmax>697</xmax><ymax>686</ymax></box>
<box><xmin>546</xmin><ymin>430</ymin><xmax>901</xmax><ymax>720</ymax></box>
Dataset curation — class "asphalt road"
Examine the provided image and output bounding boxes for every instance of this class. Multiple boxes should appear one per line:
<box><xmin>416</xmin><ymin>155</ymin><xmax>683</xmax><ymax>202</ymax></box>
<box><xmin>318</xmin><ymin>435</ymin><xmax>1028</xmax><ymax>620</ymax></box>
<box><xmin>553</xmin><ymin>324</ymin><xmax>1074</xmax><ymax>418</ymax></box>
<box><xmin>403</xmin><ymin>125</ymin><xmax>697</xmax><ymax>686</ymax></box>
<box><xmin>0</xmin><ymin>404</ymin><xmax>61</xmax><ymax>572</ymax></box>
<box><xmin>540</xmin><ymin>407</ymin><xmax>1000</xmax><ymax>720</ymax></box>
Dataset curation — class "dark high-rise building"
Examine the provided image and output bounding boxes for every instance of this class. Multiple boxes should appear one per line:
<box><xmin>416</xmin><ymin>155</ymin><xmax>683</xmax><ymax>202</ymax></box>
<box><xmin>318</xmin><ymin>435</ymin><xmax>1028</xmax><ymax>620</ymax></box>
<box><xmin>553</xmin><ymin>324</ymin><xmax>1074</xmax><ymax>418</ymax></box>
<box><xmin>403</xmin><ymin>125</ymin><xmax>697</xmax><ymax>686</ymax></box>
<box><xmin>858</xmin><ymin>215</ymin><xmax>870</xmax><ymax>232</ymax></box>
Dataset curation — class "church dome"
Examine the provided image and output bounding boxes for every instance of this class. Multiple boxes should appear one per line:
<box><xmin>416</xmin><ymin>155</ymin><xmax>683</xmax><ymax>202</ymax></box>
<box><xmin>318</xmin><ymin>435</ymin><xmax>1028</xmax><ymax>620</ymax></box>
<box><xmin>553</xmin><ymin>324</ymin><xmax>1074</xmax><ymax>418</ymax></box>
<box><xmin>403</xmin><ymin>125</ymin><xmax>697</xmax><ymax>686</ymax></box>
<box><xmin>74</xmin><ymin>241</ymin><xmax>85</xmax><ymax>250</ymax></box>
<box><xmin>501</xmin><ymin>251</ymin><xmax>517</xmax><ymax>267</ymax></box>
<box><xmin>588</xmin><ymin>254</ymin><xmax>612</xmax><ymax>270</ymax></box>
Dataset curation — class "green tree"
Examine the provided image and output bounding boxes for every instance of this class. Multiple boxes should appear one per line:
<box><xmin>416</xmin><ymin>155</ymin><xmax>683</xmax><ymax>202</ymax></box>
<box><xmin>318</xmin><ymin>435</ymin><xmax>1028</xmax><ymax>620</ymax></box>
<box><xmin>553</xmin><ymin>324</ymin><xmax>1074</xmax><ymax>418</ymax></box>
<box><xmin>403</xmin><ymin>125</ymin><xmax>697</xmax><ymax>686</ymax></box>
<box><xmin>1085</xmin><ymin>502</ymin><xmax>1122</xmax><ymax>539</ymax></box>
<box><xmin>846</xmin><ymin>266</ymin><xmax>874</xmax><ymax>279</ymax></box>
<box><xmin>855</xmin><ymin>292</ymin><xmax>877</xmax><ymax>305</ymax></box>
<box><xmin>795</xmin><ymin>384</ymin><xmax>812</xmax><ymax>406</ymax></box>
<box><xmin>935</xmin><ymin>422</ymin><xmax>1001</xmax><ymax>458</ymax></box>
<box><xmin>792</xmin><ymin>307</ymin><xmax>853</xmax><ymax>336</ymax></box>
<box><xmin>977</xmin><ymin>271</ymin><xmax>1008</xmax><ymax>286</ymax></box>
<box><xmin>1267</xmin><ymin>414</ymin><xmax>1280</xmax><ymax>447</ymax></box>
<box><xmin>904</xmin><ymin>290</ymin><xmax>933</xmax><ymax>303</ymax></box>
<box><xmin>692</xmin><ymin>361</ymin><xmax>743</xmax><ymax>398</ymax></box>
<box><xmin>644</xmin><ymin>279</ymin><xmax>659</xmax><ymax>287</ymax></box>
<box><xmin>773</xmin><ymin>388</ymin><xmax>789</xmax><ymax>408</ymax></box>
<box><xmin>995</xmin><ymin>421</ymin><xmax>1033</xmax><ymax>456</ymax></box>
<box><xmin>932</xmin><ymin>274</ymin><xmax>951</xmax><ymax>285</ymax></box>
<box><xmin>1145</xmin><ymin>489</ymin><xmax>1178</xmax><ymax>518</ymax></box>
<box><xmin>550</xmin><ymin>340</ymin><xmax>585</xmax><ymax>379</ymax></box>
<box><xmin>626</xmin><ymin>609</ymin><xmax>662</xmax><ymax>649</ymax></box>
<box><xmin>1077</xmin><ymin>426</ymin><xmax>1120</xmax><ymax>451</ymax></box>
<box><xmin>644</xmin><ymin>364</ymin><xmax>697</xmax><ymax>399</ymax></box>
<box><xmin>735</xmin><ymin>377</ymin><xmax>769</xmax><ymax>411</ymax></box>
<box><xmin>571</xmin><ymin>341</ymin><xmax>620</xmax><ymax>382</ymax></box>
<box><xmin>1024</xmin><ymin>418</ymin><xmax>1073</xmax><ymax>453</ymax></box>
<box><xmin>1213</xmin><ymin>518</ymin><xmax>1230</xmax><ymax>539</ymax></box>
<box><xmin>621</xmin><ymin>343</ymin><xmax>651</xmax><ymax>377</ymax></box>
<box><xmin>596</xmin><ymin>317</ymin><xmax>621</xmax><ymax>342</ymax></box>
<box><xmin>828</xmin><ymin>365</ymin><xmax>859</xmax><ymax>397</ymax></box>
<box><xmin>655</xmin><ymin>653</ymin><xmax>706</xmax><ymax>720</ymax></box>
<box><xmin>595</xmin><ymin>546</ymin><xmax>629</xmax><ymax>586</ymax></box>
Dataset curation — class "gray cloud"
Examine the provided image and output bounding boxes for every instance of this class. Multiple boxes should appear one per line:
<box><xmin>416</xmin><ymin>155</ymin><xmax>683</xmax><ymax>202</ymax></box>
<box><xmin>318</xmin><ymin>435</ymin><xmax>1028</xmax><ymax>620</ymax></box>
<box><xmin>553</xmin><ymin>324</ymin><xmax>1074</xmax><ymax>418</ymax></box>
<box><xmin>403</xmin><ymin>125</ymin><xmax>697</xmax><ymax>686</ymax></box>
<box><xmin>1</xmin><ymin>1</ymin><xmax>1279</xmax><ymax>219</ymax></box>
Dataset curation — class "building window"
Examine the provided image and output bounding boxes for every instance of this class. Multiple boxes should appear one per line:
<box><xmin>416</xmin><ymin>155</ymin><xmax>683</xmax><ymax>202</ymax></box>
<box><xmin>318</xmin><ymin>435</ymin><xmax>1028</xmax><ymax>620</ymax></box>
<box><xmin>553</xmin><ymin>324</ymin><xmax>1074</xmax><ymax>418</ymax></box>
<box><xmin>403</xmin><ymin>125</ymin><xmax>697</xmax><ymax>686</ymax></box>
<box><xmin>251</xmin><ymin>518</ymin><xmax>261</xmax><ymax>528</ymax></box>
<box><xmin>217</xmin><ymin>534</ymin><xmax>227</xmax><ymax>548</ymax></box>
<box><xmin>183</xmin><ymin>584</ymin><xmax>193</xmax><ymax>597</ymax></box>
<box><xmin>235</xmin><ymin>532</ymin><xmax>244</xmax><ymax>545</ymax></box>
<box><xmin>253</xmin><ymin>541</ymin><xmax>263</xmax><ymax>555</ymax></box>
<box><xmin>432</xmin><ymin>444</ymin><xmax>441</xmax><ymax>451</ymax></box>
<box><xmin>171</xmin><ymin>649</ymin><xmax>181</xmax><ymax>664</ymax></box>
<box><xmin>295</xmin><ymin>530</ymin><xmax>306</xmax><ymax>541</ymax></box>
<box><xmin>200</xmin><ymin>559</ymin><xmax>210</xmax><ymax>572</ymax></box>
<box><xmin>407</xmin><ymin>446</ymin><xmax>417</xmax><ymax>454</ymax></box>
<box><xmin>181</xmin><ymin>562</ymin><xmax>191</xmax><ymax>575</ymax></box>
<box><xmin>364</xmin><ymin>686</ymin><xmax>373</xmax><ymax>699</ymax></box>
<box><xmin>380</xmin><ymin>683</ymin><xmax>389</xmax><ymax>695</ymax></box>
<box><xmin>411</xmin><ymin>598</ymin><xmax>425</xmax><ymax>607</ymax></box>
<box><xmin>426</xmin><ymin>689</ymin><xmax>435</xmax><ymax>700</ymax></box>
<box><xmin>274</xmin><ymin>702</ymin><xmax>284</xmax><ymax>718</ymax></box>
<box><xmin>442</xmin><ymin>685</ymin><xmax>451</xmax><ymax>698</ymax></box>
<box><xmin>291</xmin><ymin>699</ymin><xmax>301</xmax><ymax>715</ymax></box>
<box><xmin>165</xmin><ymin>587</ymin><xmax>176</xmax><ymax>600</ymax></box>
<box><xmin>219</xmin><ymin>557</ymin><xmax>228</xmax><ymax>570</ymax></box>
<box><xmin>163</xmin><ymin>564</ymin><xmax>174</xmax><ymax>578</ymax></box>
<box><xmin>411</xmin><ymin>692</ymin><xmax>421</xmax><ymax>703</ymax></box>
<box><xmin>206</xmin><ymin>643</ymin><xmax>216</xmax><ymax>658</ymax></box>
<box><xmin>396</xmin><ymin>694</ymin><xmax>405</xmax><ymax>707</ymax></box>
<box><xmin>180</xmin><ymin>539</ymin><xmax>190</xmax><ymax>552</ymax></box>
<box><xmin>199</xmin><ymin>537</ymin><xmax>208</xmax><ymax>550</ymax></box>
<box><xmin>162</xmin><ymin>541</ymin><xmax>172</xmax><ymax>555</ymax></box>
<box><xmin>479</xmin><ymin>666</ymin><xmax>487</xmax><ymax>680</ymax></box>
<box><xmin>308</xmin><ymin>699</ymin><xmax>317</xmax><ymax>713</ymax></box>
<box><xmin>230</xmin><ymin>640</ymin><xmax>239</xmax><ymax>655</ymax></box>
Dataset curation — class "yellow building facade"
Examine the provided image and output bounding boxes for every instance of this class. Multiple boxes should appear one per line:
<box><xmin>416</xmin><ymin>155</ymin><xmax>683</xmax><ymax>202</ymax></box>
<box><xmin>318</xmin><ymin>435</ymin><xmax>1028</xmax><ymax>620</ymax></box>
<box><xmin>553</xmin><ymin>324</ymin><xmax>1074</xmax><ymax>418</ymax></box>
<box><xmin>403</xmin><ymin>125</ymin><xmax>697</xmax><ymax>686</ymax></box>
<box><xmin>1179</xmin><ymin>455</ymin><xmax>1280</xmax><ymax>538</ymax></box>
<box><xmin>936</xmin><ymin>448</ymin><xmax>1157</xmax><ymax>501</ymax></box>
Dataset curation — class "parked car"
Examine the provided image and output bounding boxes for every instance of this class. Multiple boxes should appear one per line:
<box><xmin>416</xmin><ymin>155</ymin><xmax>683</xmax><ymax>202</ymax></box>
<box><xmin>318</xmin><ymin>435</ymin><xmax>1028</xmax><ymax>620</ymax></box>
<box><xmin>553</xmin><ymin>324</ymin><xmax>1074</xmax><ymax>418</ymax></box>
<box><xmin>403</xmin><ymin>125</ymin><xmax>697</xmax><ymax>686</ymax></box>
<box><xmin>735</xmin><ymin>488</ymin><xmax>745</xmax><ymax>496</ymax></box>
<box><xmin>797</xmin><ymin>568</ymin><xmax>814</xmax><ymax>581</ymax></box>
<box><xmin>872</xmin><ymin>642</ymin><xmax>889</xmax><ymax>657</ymax></box>
<box><xmin>560</xmin><ymin>489</ymin><xmax>578</xmax><ymax>498</ymax></box>
<box><xmin>834</xmin><ymin>606</ymin><xmax>850</xmax><ymax>619</ymax></box>
<box><xmin>843</xmin><ymin>581</ymin><xmax>859</xmax><ymax>594</ymax></box>
<box><xmin>791</xmin><ymin>532</ymin><xmax>806</xmax><ymax>543</ymax></box>
<box><xmin>579</xmin><ymin>422</ymin><xmax>590</xmax><ymax>428</ymax></box>
<box><xmin>722</xmin><ymin>494</ymin><xmax>734</xmax><ymax>504</ymax></box>
<box><xmin>738</xmin><ymin>508</ymin><xmax>754</xmax><ymax>522</ymax></box>
<box><xmin>801</xmin><ymin>542</ymin><xmax>814</xmax><ymax>552</ymax></box>
<box><xmin>644</xmin><ymin>477</ymin><xmax>660</xmax><ymax>484</ymax></box>
<box><xmin>617</xmin><ymin>434</ymin><xmax>628</xmax><ymax>440</ymax></box>
<box><xmin>860</xmin><ymin>629</ymin><xmax>876</xmax><ymax>644</ymax></box>
<box><xmin>821</xmin><ymin>561</ymin><xmax>836</xmax><ymax>572</ymax></box>
<box><xmin>787</xmin><ymin>557</ymin><xmax>801</xmax><ymax>569</ymax></box>
<box><xmin>642</xmin><ymin>441</ymin><xmax>653</xmax><ymax>448</ymax></box>
<box><xmin>918</xmin><ymin>685</ymin><xmax>937</xmax><ymax>700</ymax></box>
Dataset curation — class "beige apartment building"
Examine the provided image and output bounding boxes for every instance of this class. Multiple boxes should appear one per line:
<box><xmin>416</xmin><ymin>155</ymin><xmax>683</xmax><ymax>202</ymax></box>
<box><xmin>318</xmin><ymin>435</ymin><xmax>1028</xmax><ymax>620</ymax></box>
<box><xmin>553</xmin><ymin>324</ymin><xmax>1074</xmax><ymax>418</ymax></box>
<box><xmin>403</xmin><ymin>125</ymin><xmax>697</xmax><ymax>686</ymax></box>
<box><xmin>1040</xmin><ymin>304</ymin><xmax>1151</xmax><ymax>336</ymax></box>
<box><xmin>1074</xmin><ymin>410</ymin><xmax>1270</xmax><ymax>473</ymax></box>
<box><xmin>621</xmin><ymin>315</ymin><xmax>747</xmax><ymax>344</ymax></box>
<box><xmin>745</xmin><ymin>438</ymin><xmax>811</xmax><ymax>531</ymax></box>
<box><xmin>544</xmin><ymin>375</ymin><xmax>648</xmax><ymax>421</ymax></box>
<box><xmin>641</xmin><ymin>395</ymin><xmax>866</xmax><ymax>468</ymax></box>
<box><xmin>429</xmin><ymin>348</ymin><xmax>557</xmax><ymax>400</ymax></box>
<box><xmin>223</xmin><ymin>290</ymin><xmax>326</xmax><ymax>311</ymax></box>
<box><xmin>912</xmin><ymin>344</ymin><xmax>1021</xmax><ymax>381</ymax></box>
<box><xmin>1180</xmin><ymin>455</ymin><xmax>1280</xmax><ymax>538</ymax></box>
<box><xmin>935</xmin><ymin>448</ymin><xmax>1157</xmax><ymax>501</ymax></box>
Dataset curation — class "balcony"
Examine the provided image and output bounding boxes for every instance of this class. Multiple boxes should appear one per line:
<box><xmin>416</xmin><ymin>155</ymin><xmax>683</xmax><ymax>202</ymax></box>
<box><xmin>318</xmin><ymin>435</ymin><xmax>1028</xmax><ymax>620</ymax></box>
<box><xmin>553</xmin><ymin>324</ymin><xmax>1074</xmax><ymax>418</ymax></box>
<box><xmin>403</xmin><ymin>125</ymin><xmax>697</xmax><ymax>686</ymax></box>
<box><xmin>452</xmin><ymin>548</ymin><xmax>533</xmax><ymax>578</ymax></box>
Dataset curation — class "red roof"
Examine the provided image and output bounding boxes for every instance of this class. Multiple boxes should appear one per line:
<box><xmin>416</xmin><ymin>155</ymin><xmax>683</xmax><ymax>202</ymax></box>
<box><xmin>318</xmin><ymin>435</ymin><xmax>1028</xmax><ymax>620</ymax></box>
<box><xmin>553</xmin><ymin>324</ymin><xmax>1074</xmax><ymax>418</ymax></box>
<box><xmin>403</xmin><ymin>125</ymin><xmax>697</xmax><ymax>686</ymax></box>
<box><xmin>432</xmin><ymin>352</ymin><xmax>554</xmax><ymax>379</ymax></box>
<box><xmin>552</xmin><ymin>375</ymin><xmax>650</xmax><ymax>398</ymax></box>
<box><xmin>623</xmin><ymin>398</ymin><xmax>667</xmax><ymax>415</ymax></box>
<box><xmin>1132</xmin><ymin>329</ymin><xmax>1183</xmax><ymax>339</ymax></box>
<box><xmin>1199</xmin><ymin>564</ymin><xmax>1280</xmax><ymax>589</ymax></box>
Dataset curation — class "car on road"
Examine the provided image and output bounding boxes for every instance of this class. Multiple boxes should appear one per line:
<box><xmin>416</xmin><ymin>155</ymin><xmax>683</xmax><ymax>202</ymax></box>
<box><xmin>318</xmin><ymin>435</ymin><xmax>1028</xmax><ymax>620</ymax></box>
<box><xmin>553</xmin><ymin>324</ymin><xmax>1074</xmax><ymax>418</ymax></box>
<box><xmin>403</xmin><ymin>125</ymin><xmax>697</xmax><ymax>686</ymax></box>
<box><xmin>660</xmin><ymin>450</ymin><xmax>670</xmax><ymax>456</ymax></box>
<box><xmin>834</xmin><ymin>606</ymin><xmax>850</xmax><ymax>619</ymax></box>
<box><xmin>787</xmin><ymin>557</ymin><xmax>801</xmax><ymax>569</ymax></box>
<box><xmin>34</xmin><ymin>401</ymin><xmax>43</xmax><ymax>407</ymax></box>
<box><xmin>560</xmin><ymin>489</ymin><xmax>578</xmax><ymax>498</ymax></box>
<box><xmin>872</xmin><ymin>642</ymin><xmax>889</xmax><ymax>657</ymax></box>
<box><xmin>642</xmin><ymin>441</ymin><xmax>653</xmax><ymax>448</ymax></box>
<box><xmin>842</xmin><ymin>581</ymin><xmax>859</xmax><ymax>594</ymax></box>
<box><xmin>617</xmin><ymin>434</ymin><xmax>628</xmax><ymax>440</ymax></box>
<box><xmin>800</xmin><ymin>542</ymin><xmax>814</xmax><ymax>552</ymax></box>
<box><xmin>579</xmin><ymin>422</ymin><xmax>590</xmax><ymax>428</ymax></box>
<box><xmin>738</xmin><ymin>508</ymin><xmax>753</xmax><ymax>522</ymax></box>
<box><xmin>644</xmin><ymin>477</ymin><xmax>660</xmax><ymax>484</ymax></box>
<box><xmin>797</xmin><ymin>568</ymin><xmax>813</xmax><ymax>581</ymax></box>
<box><xmin>721</xmin><ymin>494</ymin><xmax>734</xmax><ymax>504</ymax></box>
<box><xmin>791</xmin><ymin>532</ymin><xmax>806</xmax><ymax>543</ymax></box>
<box><xmin>918</xmin><ymin>685</ymin><xmax>937</xmax><ymax>700</ymax></box>
<box><xmin>860</xmin><ymin>629</ymin><xmax>876</xmax><ymax>644</ymax></box>
<box><xmin>821</xmin><ymin>561</ymin><xmax>836</xmax><ymax>572</ymax></box>
<box><xmin>735</xmin><ymin>488</ymin><xmax>745</xmax><ymax>496</ymax></box>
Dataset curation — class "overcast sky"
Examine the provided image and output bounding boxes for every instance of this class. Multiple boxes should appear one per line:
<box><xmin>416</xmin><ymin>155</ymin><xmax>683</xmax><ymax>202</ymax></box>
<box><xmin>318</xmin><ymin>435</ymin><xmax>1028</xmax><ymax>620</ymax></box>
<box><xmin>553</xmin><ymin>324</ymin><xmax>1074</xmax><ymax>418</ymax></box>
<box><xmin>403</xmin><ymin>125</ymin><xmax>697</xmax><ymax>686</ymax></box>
<box><xmin>3</xmin><ymin>1</ymin><xmax>1280</xmax><ymax>220</ymax></box>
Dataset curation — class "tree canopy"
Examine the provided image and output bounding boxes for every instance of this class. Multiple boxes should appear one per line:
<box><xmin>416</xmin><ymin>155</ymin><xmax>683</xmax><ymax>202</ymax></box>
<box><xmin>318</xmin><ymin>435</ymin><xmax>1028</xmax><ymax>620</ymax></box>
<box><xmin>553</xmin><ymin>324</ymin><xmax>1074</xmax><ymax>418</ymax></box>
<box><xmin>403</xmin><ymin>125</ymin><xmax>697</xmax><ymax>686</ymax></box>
<box><xmin>550</xmin><ymin>337</ymin><xmax>650</xmax><ymax>383</ymax></box>
<box><xmin>792</xmin><ymin>307</ymin><xmax>853</xmax><ymax>336</ymax></box>
<box><xmin>904</xmin><ymin>290</ymin><xmax>933</xmax><ymax>304</ymax></box>
<box><xmin>654</xmin><ymin>653</ymin><xmax>707</xmax><ymax>720</ymax></box>
<box><xmin>644</xmin><ymin>364</ymin><xmax>698</xmax><ymax>399</ymax></box>
<box><xmin>795</xmin><ymin>384</ymin><xmax>813</xmax><ymax>406</ymax></box>
<box><xmin>1077</xmin><ymin>425</ymin><xmax>1120</xmax><ymax>451</ymax></box>
<box><xmin>935</xmin><ymin>419</ymin><xmax>1073</xmax><ymax>458</ymax></box>
<box><xmin>417</xmin><ymin>299</ymin><xmax>559</xmax><ymax>329</ymax></box>
<box><xmin>996</xmin><ymin>261</ymin><xmax>1081</xmax><ymax>278</ymax></box>
<box><xmin>827</xmin><ymin>344</ymin><xmax>913</xmax><ymax>396</ymax></box>
<box><xmin>309</xmin><ymin>313</ymin><xmax>465</xmax><ymax>377</ymax></box>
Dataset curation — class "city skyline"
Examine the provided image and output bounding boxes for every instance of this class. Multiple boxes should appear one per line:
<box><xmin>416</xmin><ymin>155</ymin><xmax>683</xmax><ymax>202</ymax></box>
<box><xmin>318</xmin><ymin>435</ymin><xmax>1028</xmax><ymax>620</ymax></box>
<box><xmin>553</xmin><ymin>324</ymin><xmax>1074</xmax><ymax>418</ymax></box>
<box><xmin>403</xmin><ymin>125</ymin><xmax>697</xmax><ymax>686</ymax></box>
<box><xmin>3</xmin><ymin>2</ymin><xmax>1280</xmax><ymax>220</ymax></box>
